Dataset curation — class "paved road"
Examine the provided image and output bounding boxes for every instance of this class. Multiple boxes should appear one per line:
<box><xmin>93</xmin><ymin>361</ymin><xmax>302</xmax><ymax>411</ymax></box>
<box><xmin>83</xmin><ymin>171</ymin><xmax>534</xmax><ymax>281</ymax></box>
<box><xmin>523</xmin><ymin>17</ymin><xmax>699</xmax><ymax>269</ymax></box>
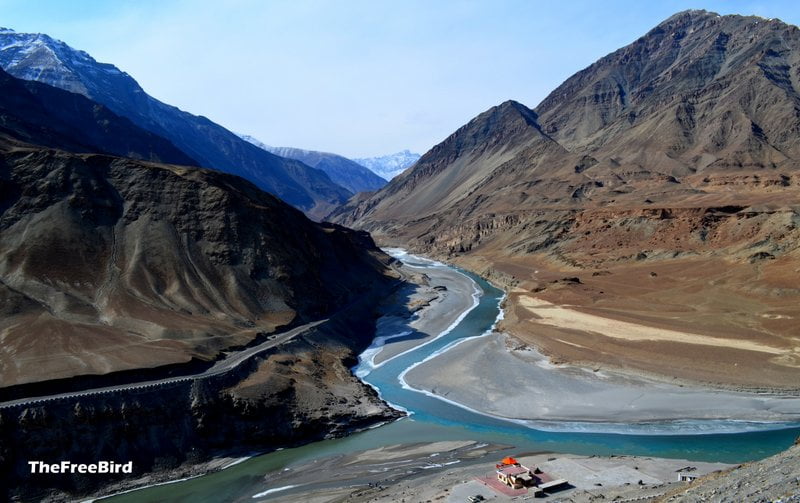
<box><xmin>0</xmin><ymin>319</ymin><xmax>327</xmax><ymax>410</ymax></box>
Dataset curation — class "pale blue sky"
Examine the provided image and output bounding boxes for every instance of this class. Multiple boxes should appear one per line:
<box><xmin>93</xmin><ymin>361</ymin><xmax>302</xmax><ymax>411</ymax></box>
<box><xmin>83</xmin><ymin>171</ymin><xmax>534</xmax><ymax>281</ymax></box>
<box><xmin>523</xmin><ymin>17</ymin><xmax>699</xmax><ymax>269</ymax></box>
<box><xmin>1</xmin><ymin>0</ymin><xmax>798</xmax><ymax>157</ymax></box>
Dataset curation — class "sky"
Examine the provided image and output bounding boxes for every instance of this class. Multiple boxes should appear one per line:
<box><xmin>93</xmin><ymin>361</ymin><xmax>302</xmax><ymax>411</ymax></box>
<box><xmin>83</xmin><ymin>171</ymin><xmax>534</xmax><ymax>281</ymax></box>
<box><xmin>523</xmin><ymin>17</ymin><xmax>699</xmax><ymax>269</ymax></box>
<box><xmin>1</xmin><ymin>0</ymin><xmax>799</xmax><ymax>158</ymax></box>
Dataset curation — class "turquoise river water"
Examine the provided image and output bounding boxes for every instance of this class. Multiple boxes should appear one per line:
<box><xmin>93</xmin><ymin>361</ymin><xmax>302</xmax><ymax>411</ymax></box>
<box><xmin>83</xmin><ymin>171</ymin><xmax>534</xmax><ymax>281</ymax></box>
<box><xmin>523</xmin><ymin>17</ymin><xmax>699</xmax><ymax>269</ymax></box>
<box><xmin>105</xmin><ymin>252</ymin><xmax>800</xmax><ymax>502</ymax></box>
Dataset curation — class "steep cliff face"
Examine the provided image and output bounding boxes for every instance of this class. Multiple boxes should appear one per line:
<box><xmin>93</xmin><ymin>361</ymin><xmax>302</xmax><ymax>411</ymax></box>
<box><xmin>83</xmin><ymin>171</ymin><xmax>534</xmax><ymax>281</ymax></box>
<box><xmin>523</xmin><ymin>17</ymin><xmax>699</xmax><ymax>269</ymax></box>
<box><xmin>0</xmin><ymin>137</ymin><xmax>391</xmax><ymax>387</ymax></box>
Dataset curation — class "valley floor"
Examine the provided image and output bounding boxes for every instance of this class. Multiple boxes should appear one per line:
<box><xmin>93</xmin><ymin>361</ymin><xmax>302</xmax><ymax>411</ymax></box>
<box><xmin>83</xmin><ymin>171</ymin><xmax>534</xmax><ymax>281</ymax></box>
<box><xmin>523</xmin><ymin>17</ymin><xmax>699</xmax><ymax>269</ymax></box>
<box><xmin>454</xmin><ymin>253</ymin><xmax>800</xmax><ymax>390</ymax></box>
<box><xmin>374</xmin><ymin>253</ymin><xmax>800</xmax><ymax>428</ymax></box>
<box><xmin>92</xmin><ymin>249</ymin><xmax>800</xmax><ymax>502</ymax></box>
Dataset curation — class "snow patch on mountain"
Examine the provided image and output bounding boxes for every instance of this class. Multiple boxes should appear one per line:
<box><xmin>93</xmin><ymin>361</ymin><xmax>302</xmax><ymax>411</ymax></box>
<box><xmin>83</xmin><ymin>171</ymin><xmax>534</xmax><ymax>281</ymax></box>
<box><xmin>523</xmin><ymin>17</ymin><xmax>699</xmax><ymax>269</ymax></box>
<box><xmin>353</xmin><ymin>150</ymin><xmax>421</xmax><ymax>180</ymax></box>
<box><xmin>238</xmin><ymin>134</ymin><xmax>272</xmax><ymax>152</ymax></box>
<box><xmin>238</xmin><ymin>134</ymin><xmax>388</xmax><ymax>194</ymax></box>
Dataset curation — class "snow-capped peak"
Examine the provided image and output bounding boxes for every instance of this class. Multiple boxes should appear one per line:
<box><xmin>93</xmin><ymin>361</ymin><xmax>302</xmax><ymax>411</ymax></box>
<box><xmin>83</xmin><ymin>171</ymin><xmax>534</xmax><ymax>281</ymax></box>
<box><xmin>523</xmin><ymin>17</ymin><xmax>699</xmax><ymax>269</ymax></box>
<box><xmin>0</xmin><ymin>28</ymin><xmax>137</xmax><ymax>99</ymax></box>
<box><xmin>353</xmin><ymin>150</ymin><xmax>421</xmax><ymax>180</ymax></box>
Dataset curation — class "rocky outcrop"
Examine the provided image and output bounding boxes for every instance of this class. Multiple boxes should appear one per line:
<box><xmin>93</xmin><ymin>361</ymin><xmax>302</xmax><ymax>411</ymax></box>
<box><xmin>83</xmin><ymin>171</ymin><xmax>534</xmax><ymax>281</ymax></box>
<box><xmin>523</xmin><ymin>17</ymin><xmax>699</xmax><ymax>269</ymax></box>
<box><xmin>659</xmin><ymin>440</ymin><xmax>800</xmax><ymax>501</ymax></box>
<box><xmin>390</xmin><ymin>204</ymin><xmax>799</xmax><ymax>270</ymax></box>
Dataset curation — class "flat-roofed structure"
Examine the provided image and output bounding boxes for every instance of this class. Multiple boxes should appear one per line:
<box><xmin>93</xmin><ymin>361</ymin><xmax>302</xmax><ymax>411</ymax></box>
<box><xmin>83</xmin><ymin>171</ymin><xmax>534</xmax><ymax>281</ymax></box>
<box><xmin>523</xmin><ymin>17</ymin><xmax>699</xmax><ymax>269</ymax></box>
<box><xmin>496</xmin><ymin>464</ymin><xmax>534</xmax><ymax>489</ymax></box>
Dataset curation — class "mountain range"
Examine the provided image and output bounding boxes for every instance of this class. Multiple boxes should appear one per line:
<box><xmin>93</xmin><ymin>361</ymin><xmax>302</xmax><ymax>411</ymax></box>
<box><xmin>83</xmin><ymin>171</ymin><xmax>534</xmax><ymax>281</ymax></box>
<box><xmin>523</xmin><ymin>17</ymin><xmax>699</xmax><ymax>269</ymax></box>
<box><xmin>2</xmin><ymin>8</ymin><xmax>800</xmax><ymax>500</ymax></box>
<box><xmin>332</xmin><ymin>10</ymin><xmax>800</xmax><ymax>388</ymax></box>
<box><xmin>0</xmin><ymin>28</ymin><xmax>351</xmax><ymax>219</ymax></box>
<box><xmin>335</xmin><ymin>11</ymin><xmax>800</xmax><ymax>231</ymax></box>
<box><xmin>0</xmin><ymin>67</ymin><xmax>193</xmax><ymax>165</ymax></box>
<box><xmin>240</xmin><ymin>138</ymin><xmax>388</xmax><ymax>194</ymax></box>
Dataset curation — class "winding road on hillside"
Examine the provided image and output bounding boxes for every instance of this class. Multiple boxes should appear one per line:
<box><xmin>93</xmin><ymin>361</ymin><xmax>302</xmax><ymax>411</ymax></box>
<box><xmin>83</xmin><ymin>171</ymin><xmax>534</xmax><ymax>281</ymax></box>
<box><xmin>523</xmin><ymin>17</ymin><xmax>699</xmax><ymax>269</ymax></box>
<box><xmin>0</xmin><ymin>319</ymin><xmax>326</xmax><ymax>410</ymax></box>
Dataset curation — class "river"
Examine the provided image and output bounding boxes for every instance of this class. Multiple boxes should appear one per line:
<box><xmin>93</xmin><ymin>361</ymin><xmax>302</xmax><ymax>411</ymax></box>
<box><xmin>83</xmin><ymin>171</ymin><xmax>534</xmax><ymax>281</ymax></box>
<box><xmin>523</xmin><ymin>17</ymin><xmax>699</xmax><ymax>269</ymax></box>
<box><xmin>104</xmin><ymin>250</ymin><xmax>800</xmax><ymax>502</ymax></box>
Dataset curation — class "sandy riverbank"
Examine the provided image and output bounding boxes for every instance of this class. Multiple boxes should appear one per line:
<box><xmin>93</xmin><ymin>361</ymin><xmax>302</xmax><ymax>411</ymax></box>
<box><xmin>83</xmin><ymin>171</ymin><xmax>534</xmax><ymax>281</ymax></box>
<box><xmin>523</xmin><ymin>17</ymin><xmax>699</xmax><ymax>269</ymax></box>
<box><xmin>359</xmin><ymin>254</ymin><xmax>480</xmax><ymax>370</ymax></box>
<box><xmin>452</xmin><ymin>252</ymin><xmax>800</xmax><ymax>389</ymax></box>
<box><xmin>403</xmin><ymin>330</ymin><xmax>800</xmax><ymax>429</ymax></box>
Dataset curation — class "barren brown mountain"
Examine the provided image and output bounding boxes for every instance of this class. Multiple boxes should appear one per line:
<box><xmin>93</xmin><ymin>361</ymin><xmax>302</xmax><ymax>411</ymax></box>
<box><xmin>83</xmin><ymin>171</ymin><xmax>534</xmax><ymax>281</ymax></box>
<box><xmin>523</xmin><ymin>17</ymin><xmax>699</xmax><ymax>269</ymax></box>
<box><xmin>331</xmin><ymin>10</ymin><xmax>800</xmax><ymax>389</ymax></box>
<box><xmin>0</xmin><ymin>135</ymin><xmax>392</xmax><ymax>387</ymax></box>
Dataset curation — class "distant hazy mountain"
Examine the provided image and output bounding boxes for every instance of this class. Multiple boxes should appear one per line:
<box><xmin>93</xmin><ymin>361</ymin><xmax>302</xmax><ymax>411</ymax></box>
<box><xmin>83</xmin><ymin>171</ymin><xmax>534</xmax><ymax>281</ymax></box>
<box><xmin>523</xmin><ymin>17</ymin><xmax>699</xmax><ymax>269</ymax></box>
<box><xmin>0</xmin><ymin>28</ymin><xmax>350</xmax><ymax>219</ymax></box>
<box><xmin>353</xmin><ymin>150</ymin><xmax>420</xmax><ymax>180</ymax></box>
<box><xmin>267</xmin><ymin>146</ymin><xmax>387</xmax><ymax>194</ymax></box>
<box><xmin>239</xmin><ymin>137</ymin><xmax>387</xmax><ymax>194</ymax></box>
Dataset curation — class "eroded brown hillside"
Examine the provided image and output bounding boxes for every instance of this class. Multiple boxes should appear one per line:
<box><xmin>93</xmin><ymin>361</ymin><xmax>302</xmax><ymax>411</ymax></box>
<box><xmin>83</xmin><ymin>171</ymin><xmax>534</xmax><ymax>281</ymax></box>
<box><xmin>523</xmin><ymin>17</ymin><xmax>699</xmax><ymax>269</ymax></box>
<box><xmin>331</xmin><ymin>10</ymin><xmax>800</xmax><ymax>388</ymax></box>
<box><xmin>0</xmin><ymin>136</ymin><xmax>391</xmax><ymax>386</ymax></box>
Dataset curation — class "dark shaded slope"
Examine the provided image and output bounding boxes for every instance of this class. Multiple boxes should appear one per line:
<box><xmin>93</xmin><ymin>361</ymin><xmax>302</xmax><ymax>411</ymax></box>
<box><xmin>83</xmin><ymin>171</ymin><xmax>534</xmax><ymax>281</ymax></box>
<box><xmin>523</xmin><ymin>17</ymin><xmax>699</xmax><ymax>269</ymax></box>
<box><xmin>0</xmin><ymin>67</ymin><xmax>195</xmax><ymax>164</ymax></box>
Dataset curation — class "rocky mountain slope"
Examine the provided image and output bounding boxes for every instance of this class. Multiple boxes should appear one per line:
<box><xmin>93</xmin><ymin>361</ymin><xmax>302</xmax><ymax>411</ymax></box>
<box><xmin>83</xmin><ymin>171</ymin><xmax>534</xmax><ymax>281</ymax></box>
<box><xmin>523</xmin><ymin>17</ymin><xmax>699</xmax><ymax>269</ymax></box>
<box><xmin>332</xmin><ymin>10</ymin><xmax>800</xmax><ymax>388</ymax></box>
<box><xmin>0</xmin><ymin>67</ymin><xmax>194</xmax><ymax>165</ymax></box>
<box><xmin>252</xmin><ymin>142</ymin><xmax>388</xmax><ymax>194</ymax></box>
<box><xmin>658</xmin><ymin>439</ymin><xmax>800</xmax><ymax>502</ymax></box>
<box><xmin>0</xmin><ymin>28</ymin><xmax>350</xmax><ymax>219</ymax></box>
<box><xmin>0</xmin><ymin>282</ymin><xmax>401</xmax><ymax>502</ymax></box>
<box><xmin>353</xmin><ymin>149</ymin><xmax>420</xmax><ymax>180</ymax></box>
<box><xmin>0</xmin><ymin>134</ymin><xmax>392</xmax><ymax>386</ymax></box>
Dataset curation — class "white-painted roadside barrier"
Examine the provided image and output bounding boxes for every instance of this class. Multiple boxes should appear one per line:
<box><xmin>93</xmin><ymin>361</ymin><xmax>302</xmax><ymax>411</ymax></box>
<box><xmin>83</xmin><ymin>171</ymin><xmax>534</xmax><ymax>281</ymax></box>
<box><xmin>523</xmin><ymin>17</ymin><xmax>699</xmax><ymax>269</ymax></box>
<box><xmin>0</xmin><ymin>320</ymin><xmax>326</xmax><ymax>410</ymax></box>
